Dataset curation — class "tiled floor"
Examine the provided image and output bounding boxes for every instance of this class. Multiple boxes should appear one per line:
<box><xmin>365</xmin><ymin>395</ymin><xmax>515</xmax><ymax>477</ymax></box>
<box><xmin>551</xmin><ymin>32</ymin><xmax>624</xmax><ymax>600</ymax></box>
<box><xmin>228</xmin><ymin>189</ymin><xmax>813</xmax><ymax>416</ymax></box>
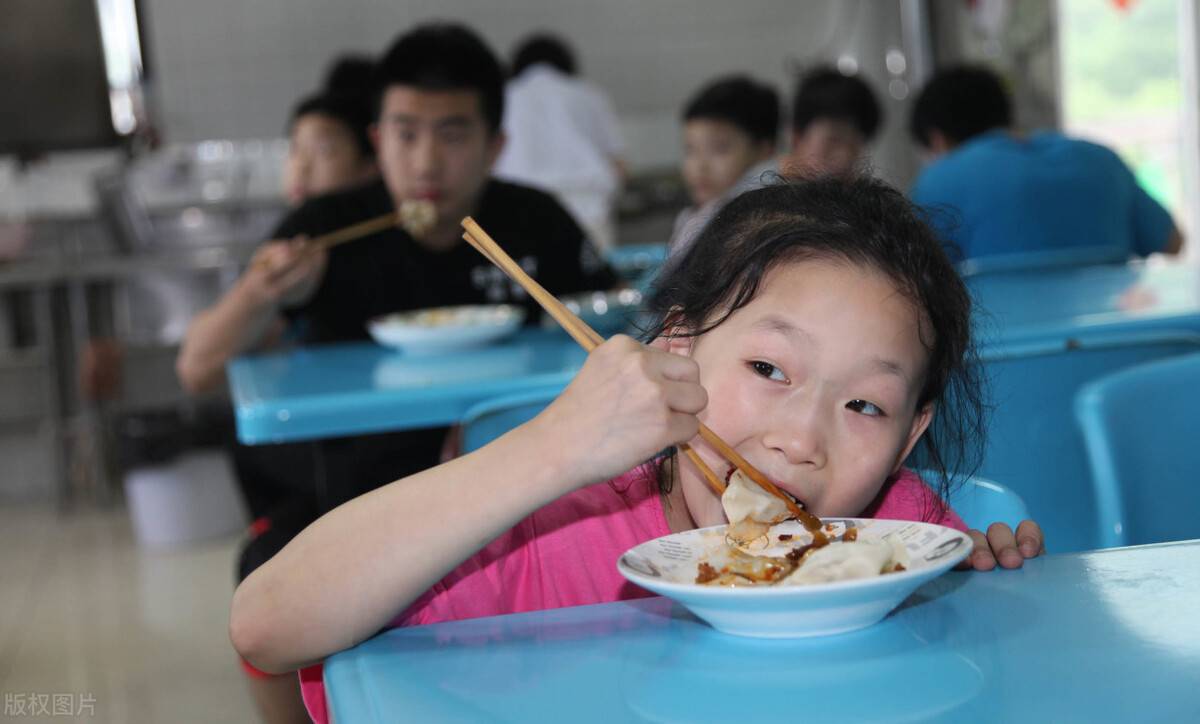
<box><xmin>0</xmin><ymin>504</ymin><xmax>259</xmax><ymax>723</ymax></box>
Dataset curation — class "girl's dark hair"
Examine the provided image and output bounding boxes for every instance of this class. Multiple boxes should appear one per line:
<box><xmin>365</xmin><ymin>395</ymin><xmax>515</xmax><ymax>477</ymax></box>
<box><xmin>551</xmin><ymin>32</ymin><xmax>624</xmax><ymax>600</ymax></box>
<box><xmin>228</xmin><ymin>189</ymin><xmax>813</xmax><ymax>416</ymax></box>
<box><xmin>641</xmin><ymin>176</ymin><xmax>985</xmax><ymax>516</ymax></box>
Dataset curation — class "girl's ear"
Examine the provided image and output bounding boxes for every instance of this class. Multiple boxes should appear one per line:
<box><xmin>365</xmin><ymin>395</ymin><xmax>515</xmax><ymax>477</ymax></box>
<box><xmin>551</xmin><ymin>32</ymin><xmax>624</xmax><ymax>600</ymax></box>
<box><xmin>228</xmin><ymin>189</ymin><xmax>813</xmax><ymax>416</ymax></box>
<box><xmin>892</xmin><ymin>403</ymin><xmax>934</xmax><ymax>474</ymax></box>
<box><xmin>652</xmin><ymin>310</ymin><xmax>695</xmax><ymax>355</ymax></box>
<box><xmin>659</xmin><ymin>333</ymin><xmax>694</xmax><ymax>356</ymax></box>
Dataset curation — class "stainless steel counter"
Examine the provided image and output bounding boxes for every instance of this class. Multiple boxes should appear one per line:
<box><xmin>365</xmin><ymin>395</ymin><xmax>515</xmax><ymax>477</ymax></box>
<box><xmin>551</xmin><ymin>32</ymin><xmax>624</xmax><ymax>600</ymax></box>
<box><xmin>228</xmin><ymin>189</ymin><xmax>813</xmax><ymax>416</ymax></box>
<box><xmin>0</xmin><ymin>228</ymin><xmax>266</xmax><ymax>505</ymax></box>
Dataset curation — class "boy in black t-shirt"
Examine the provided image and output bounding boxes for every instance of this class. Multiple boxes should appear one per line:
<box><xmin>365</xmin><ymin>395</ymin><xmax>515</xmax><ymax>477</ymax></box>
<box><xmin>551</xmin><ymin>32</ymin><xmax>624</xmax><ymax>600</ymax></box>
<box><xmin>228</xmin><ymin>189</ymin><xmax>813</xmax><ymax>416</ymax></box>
<box><xmin>179</xmin><ymin>24</ymin><xmax>614</xmax><ymax>392</ymax></box>
<box><xmin>177</xmin><ymin>23</ymin><xmax>615</xmax><ymax>722</ymax></box>
<box><xmin>271</xmin><ymin>175</ymin><xmax>612</xmax><ymax>345</ymax></box>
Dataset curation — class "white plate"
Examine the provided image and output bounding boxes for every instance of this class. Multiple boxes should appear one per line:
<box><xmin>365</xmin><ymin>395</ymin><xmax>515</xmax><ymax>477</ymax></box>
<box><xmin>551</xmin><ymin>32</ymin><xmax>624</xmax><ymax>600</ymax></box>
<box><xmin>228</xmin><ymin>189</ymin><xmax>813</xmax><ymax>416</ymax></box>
<box><xmin>367</xmin><ymin>304</ymin><xmax>525</xmax><ymax>355</ymax></box>
<box><xmin>617</xmin><ymin>518</ymin><xmax>972</xmax><ymax>638</ymax></box>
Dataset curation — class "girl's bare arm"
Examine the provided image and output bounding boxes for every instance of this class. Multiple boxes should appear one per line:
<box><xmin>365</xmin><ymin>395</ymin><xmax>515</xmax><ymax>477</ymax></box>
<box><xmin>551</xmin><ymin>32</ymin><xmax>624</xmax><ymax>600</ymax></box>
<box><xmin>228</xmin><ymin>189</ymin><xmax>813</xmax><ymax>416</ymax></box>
<box><xmin>229</xmin><ymin>336</ymin><xmax>706</xmax><ymax>673</ymax></box>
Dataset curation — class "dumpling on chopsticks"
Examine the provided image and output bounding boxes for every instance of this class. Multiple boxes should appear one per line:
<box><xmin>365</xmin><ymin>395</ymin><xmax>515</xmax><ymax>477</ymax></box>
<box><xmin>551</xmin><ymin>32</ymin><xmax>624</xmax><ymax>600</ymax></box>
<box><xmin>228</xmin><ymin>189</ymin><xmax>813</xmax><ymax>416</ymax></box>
<box><xmin>721</xmin><ymin>469</ymin><xmax>793</xmax><ymax>548</ymax></box>
<box><xmin>399</xmin><ymin>199</ymin><xmax>437</xmax><ymax>238</ymax></box>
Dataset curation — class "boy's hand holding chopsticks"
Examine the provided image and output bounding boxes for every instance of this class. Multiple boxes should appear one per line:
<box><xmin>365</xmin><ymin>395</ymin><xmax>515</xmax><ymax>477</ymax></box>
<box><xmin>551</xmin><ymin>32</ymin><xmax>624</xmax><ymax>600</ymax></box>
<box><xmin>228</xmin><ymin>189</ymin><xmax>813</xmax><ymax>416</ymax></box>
<box><xmin>241</xmin><ymin>236</ymin><xmax>328</xmax><ymax>308</ymax></box>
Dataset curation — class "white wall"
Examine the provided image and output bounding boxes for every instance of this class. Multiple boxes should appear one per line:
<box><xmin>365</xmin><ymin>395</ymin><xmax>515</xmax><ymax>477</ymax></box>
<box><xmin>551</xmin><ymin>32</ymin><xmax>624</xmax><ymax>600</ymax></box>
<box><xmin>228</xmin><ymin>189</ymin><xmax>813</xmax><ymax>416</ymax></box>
<box><xmin>142</xmin><ymin>0</ymin><xmax>920</xmax><ymax>184</ymax></box>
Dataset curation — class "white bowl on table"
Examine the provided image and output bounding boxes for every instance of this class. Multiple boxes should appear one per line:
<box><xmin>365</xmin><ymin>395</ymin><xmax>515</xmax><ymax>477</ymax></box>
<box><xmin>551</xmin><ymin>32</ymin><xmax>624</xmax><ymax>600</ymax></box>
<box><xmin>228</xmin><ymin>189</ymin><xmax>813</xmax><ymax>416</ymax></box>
<box><xmin>367</xmin><ymin>304</ymin><xmax>525</xmax><ymax>355</ymax></box>
<box><xmin>617</xmin><ymin>517</ymin><xmax>972</xmax><ymax>639</ymax></box>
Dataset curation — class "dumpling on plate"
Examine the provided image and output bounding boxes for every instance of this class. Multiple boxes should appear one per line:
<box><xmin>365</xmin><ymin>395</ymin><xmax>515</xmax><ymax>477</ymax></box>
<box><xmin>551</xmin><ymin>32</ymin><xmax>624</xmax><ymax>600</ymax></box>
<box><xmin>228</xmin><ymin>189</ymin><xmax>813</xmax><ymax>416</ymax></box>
<box><xmin>780</xmin><ymin>537</ymin><xmax>908</xmax><ymax>586</ymax></box>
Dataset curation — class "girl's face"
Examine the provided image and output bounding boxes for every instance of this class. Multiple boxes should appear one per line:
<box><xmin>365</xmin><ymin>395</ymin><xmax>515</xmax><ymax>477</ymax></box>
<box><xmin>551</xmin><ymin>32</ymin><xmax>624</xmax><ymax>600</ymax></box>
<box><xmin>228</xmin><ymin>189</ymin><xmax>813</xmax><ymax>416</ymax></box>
<box><xmin>284</xmin><ymin>113</ymin><xmax>376</xmax><ymax>206</ymax></box>
<box><xmin>667</xmin><ymin>258</ymin><xmax>933</xmax><ymax>526</ymax></box>
<box><xmin>682</xmin><ymin>119</ymin><xmax>773</xmax><ymax>207</ymax></box>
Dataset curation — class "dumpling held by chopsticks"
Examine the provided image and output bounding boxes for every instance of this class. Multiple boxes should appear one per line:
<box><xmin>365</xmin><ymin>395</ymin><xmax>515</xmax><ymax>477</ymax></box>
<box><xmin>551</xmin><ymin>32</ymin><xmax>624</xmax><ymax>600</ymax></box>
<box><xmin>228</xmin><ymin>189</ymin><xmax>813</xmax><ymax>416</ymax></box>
<box><xmin>399</xmin><ymin>199</ymin><xmax>437</xmax><ymax>239</ymax></box>
<box><xmin>722</xmin><ymin>469</ymin><xmax>793</xmax><ymax>546</ymax></box>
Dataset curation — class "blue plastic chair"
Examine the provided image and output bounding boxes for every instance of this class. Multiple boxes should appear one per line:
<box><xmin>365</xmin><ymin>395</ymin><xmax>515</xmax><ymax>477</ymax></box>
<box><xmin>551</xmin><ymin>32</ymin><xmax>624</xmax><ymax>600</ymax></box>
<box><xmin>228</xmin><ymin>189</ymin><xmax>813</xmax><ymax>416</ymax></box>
<box><xmin>461</xmin><ymin>387</ymin><xmax>563</xmax><ymax>453</ymax></box>
<box><xmin>958</xmin><ymin>245</ymin><xmax>1128</xmax><ymax>277</ymax></box>
<box><xmin>1075</xmin><ymin>352</ymin><xmax>1200</xmax><ymax>548</ymax></box>
<box><xmin>971</xmin><ymin>329</ymin><xmax>1200</xmax><ymax>553</ymax></box>
<box><xmin>919</xmin><ymin>470</ymin><xmax>1031</xmax><ymax>531</ymax></box>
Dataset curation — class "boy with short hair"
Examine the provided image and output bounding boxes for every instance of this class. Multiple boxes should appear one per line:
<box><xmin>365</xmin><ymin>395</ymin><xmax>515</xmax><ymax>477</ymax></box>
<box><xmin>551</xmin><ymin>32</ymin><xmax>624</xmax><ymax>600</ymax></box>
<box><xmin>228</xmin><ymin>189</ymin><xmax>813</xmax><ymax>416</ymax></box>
<box><xmin>668</xmin><ymin>75</ymin><xmax>780</xmax><ymax>258</ymax></box>
<box><xmin>786</xmin><ymin>66</ymin><xmax>881</xmax><ymax>178</ymax></box>
<box><xmin>909</xmin><ymin>65</ymin><xmax>1182</xmax><ymax>261</ymax></box>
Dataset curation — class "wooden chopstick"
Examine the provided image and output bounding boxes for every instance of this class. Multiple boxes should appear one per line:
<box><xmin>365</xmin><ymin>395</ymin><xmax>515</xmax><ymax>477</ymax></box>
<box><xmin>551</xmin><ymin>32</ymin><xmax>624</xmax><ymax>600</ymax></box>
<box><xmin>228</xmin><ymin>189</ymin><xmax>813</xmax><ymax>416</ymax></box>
<box><xmin>679</xmin><ymin>444</ymin><xmax>728</xmax><ymax>496</ymax></box>
<box><xmin>462</xmin><ymin>224</ymin><xmax>724</xmax><ymax>500</ymax></box>
<box><xmin>460</xmin><ymin>221</ymin><xmax>601</xmax><ymax>350</ymax></box>
<box><xmin>255</xmin><ymin>211</ymin><xmax>400</xmax><ymax>271</ymax></box>
<box><xmin>461</xmin><ymin>217</ymin><xmax>819</xmax><ymax>530</ymax></box>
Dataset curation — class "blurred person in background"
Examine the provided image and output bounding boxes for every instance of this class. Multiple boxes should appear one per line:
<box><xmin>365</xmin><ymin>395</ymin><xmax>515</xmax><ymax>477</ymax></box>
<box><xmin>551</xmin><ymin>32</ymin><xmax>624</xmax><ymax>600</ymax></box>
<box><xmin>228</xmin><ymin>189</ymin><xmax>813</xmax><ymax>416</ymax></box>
<box><xmin>784</xmin><ymin>66</ymin><xmax>882</xmax><ymax>179</ymax></box>
<box><xmin>80</xmin><ymin>58</ymin><xmax>380</xmax><ymax>406</ymax></box>
<box><xmin>177</xmin><ymin>24</ymin><xmax>614</xmax><ymax>723</ymax></box>
<box><xmin>282</xmin><ymin>55</ymin><xmax>379</xmax><ymax>206</ymax></box>
<box><xmin>910</xmin><ymin>65</ymin><xmax>1183</xmax><ymax>262</ymax></box>
<box><xmin>493</xmin><ymin>33</ymin><xmax>626</xmax><ymax>250</ymax></box>
<box><xmin>185</xmin><ymin>54</ymin><xmax>380</xmax><ymax>724</ymax></box>
<box><xmin>667</xmin><ymin>75</ymin><xmax>780</xmax><ymax>261</ymax></box>
<box><xmin>81</xmin><ymin>71</ymin><xmax>382</xmax><ymax>527</ymax></box>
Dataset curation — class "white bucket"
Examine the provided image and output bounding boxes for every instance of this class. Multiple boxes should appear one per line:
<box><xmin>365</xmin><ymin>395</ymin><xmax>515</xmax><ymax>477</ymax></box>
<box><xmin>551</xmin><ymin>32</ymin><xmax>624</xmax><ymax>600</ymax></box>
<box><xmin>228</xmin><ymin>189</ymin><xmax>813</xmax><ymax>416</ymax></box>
<box><xmin>124</xmin><ymin>450</ymin><xmax>247</xmax><ymax>548</ymax></box>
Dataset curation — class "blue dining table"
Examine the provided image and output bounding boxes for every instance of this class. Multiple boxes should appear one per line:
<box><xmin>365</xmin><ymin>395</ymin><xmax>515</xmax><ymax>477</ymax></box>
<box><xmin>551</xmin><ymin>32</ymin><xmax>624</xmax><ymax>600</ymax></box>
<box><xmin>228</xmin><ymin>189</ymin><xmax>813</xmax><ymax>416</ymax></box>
<box><xmin>968</xmin><ymin>259</ymin><xmax>1200</xmax><ymax>344</ymax></box>
<box><xmin>228</xmin><ymin>328</ymin><xmax>585</xmax><ymax>444</ymax></box>
<box><xmin>324</xmin><ymin>539</ymin><xmax>1200</xmax><ymax>723</ymax></box>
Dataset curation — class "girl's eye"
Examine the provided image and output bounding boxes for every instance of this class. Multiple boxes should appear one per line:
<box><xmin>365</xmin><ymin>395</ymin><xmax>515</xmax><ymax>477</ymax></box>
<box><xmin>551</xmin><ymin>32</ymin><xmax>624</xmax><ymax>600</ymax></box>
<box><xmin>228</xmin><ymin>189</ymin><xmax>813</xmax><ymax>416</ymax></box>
<box><xmin>846</xmin><ymin>399</ymin><xmax>885</xmax><ymax>417</ymax></box>
<box><xmin>749</xmin><ymin>360</ymin><xmax>788</xmax><ymax>382</ymax></box>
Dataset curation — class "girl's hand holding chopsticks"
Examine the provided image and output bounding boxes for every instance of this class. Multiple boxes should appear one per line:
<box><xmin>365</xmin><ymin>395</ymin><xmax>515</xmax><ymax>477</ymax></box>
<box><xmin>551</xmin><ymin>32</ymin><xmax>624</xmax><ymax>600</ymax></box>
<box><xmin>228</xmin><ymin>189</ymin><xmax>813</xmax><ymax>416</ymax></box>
<box><xmin>525</xmin><ymin>335</ymin><xmax>708</xmax><ymax>488</ymax></box>
<box><xmin>461</xmin><ymin>216</ymin><xmax>819</xmax><ymax>529</ymax></box>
